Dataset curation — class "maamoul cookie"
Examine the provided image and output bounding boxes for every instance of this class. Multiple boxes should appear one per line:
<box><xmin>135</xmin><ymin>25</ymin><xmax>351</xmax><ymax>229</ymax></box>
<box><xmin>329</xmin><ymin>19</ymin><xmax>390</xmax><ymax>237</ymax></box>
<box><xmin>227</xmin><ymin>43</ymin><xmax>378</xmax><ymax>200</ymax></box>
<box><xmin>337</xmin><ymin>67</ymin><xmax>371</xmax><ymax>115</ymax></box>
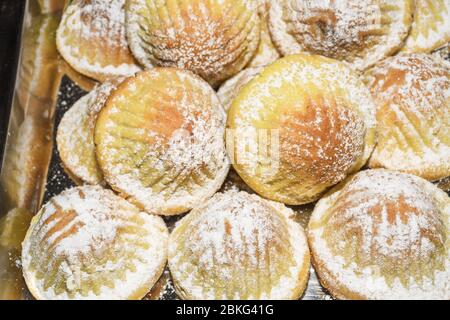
<box><xmin>169</xmin><ymin>190</ymin><xmax>310</xmax><ymax>300</ymax></box>
<box><xmin>95</xmin><ymin>69</ymin><xmax>230</xmax><ymax>216</ymax></box>
<box><xmin>227</xmin><ymin>54</ymin><xmax>377</xmax><ymax>205</ymax></box>
<box><xmin>125</xmin><ymin>0</ymin><xmax>261</xmax><ymax>87</ymax></box>
<box><xmin>404</xmin><ymin>0</ymin><xmax>450</xmax><ymax>53</ymax></box>
<box><xmin>269</xmin><ymin>0</ymin><xmax>414</xmax><ymax>71</ymax></box>
<box><xmin>248</xmin><ymin>0</ymin><xmax>280</xmax><ymax>67</ymax></box>
<box><xmin>364</xmin><ymin>53</ymin><xmax>450</xmax><ymax>182</ymax></box>
<box><xmin>308</xmin><ymin>169</ymin><xmax>450</xmax><ymax>300</ymax></box>
<box><xmin>57</xmin><ymin>80</ymin><xmax>122</xmax><ymax>185</ymax></box>
<box><xmin>217</xmin><ymin>66</ymin><xmax>264</xmax><ymax>112</ymax></box>
<box><xmin>21</xmin><ymin>186</ymin><xmax>169</xmax><ymax>300</ymax></box>
<box><xmin>56</xmin><ymin>0</ymin><xmax>141</xmax><ymax>82</ymax></box>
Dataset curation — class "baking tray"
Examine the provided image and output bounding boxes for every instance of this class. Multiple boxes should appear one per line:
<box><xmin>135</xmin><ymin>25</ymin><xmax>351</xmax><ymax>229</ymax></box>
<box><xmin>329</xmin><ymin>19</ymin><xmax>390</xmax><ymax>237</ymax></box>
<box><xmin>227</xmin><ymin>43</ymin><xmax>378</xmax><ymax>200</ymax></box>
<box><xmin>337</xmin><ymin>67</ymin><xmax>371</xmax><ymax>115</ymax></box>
<box><xmin>0</xmin><ymin>0</ymin><xmax>332</xmax><ymax>300</ymax></box>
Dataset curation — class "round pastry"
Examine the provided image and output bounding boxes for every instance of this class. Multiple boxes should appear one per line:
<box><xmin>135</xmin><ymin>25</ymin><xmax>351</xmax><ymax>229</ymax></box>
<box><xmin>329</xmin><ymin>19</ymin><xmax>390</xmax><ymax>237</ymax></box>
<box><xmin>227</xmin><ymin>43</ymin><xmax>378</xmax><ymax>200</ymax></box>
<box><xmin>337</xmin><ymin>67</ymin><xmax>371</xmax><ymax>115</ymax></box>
<box><xmin>56</xmin><ymin>0</ymin><xmax>141</xmax><ymax>82</ymax></box>
<box><xmin>95</xmin><ymin>68</ymin><xmax>230</xmax><ymax>216</ymax></box>
<box><xmin>57</xmin><ymin>80</ymin><xmax>122</xmax><ymax>185</ymax></box>
<box><xmin>227</xmin><ymin>54</ymin><xmax>377</xmax><ymax>205</ymax></box>
<box><xmin>404</xmin><ymin>0</ymin><xmax>450</xmax><ymax>53</ymax></box>
<box><xmin>269</xmin><ymin>0</ymin><xmax>414</xmax><ymax>71</ymax></box>
<box><xmin>21</xmin><ymin>186</ymin><xmax>169</xmax><ymax>300</ymax></box>
<box><xmin>217</xmin><ymin>66</ymin><xmax>264</xmax><ymax>112</ymax></box>
<box><xmin>308</xmin><ymin>169</ymin><xmax>450</xmax><ymax>300</ymax></box>
<box><xmin>169</xmin><ymin>189</ymin><xmax>310</xmax><ymax>300</ymax></box>
<box><xmin>248</xmin><ymin>0</ymin><xmax>280</xmax><ymax>68</ymax></box>
<box><xmin>364</xmin><ymin>53</ymin><xmax>450</xmax><ymax>182</ymax></box>
<box><xmin>125</xmin><ymin>0</ymin><xmax>261</xmax><ymax>87</ymax></box>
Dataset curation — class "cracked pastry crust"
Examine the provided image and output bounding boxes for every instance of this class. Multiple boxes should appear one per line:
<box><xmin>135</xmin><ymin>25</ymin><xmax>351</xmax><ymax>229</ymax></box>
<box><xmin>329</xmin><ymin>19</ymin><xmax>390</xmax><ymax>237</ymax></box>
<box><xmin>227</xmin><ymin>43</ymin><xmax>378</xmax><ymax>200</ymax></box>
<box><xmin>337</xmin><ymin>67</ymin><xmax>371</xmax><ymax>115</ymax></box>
<box><xmin>227</xmin><ymin>54</ymin><xmax>377</xmax><ymax>205</ymax></box>
<box><xmin>125</xmin><ymin>0</ymin><xmax>261</xmax><ymax>87</ymax></box>
<box><xmin>269</xmin><ymin>0</ymin><xmax>414</xmax><ymax>71</ymax></box>
<box><xmin>169</xmin><ymin>189</ymin><xmax>310</xmax><ymax>300</ymax></box>
<box><xmin>308</xmin><ymin>169</ymin><xmax>450</xmax><ymax>300</ymax></box>
<box><xmin>21</xmin><ymin>186</ymin><xmax>169</xmax><ymax>300</ymax></box>
<box><xmin>95</xmin><ymin>68</ymin><xmax>230</xmax><ymax>216</ymax></box>
<box><xmin>364</xmin><ymin>53</ymin><xmax>450</xmax><ymax>182</ymax></box>
<box><xmin>56</xmin><ymin>0</ymin><xmax>140</xmax><ymax>82</ymax></box>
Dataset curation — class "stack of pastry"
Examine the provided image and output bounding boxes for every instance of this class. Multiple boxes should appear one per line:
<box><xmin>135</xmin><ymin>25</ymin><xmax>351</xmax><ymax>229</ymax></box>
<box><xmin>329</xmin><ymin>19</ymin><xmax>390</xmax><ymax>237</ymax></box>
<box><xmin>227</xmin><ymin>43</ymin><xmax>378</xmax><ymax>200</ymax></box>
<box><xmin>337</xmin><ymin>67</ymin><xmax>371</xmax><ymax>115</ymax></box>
<box><xmin>21</xmin><ymin>0</ymin><xmax>449</xmax><ymax>300</ymax></box>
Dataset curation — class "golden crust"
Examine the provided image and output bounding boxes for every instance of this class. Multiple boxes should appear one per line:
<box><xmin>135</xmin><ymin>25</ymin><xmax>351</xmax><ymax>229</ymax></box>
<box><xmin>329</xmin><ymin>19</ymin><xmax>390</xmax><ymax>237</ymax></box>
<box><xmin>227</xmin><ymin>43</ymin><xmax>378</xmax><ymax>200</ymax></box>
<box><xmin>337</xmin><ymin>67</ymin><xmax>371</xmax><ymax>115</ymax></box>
<box><xmin>21</xmin><ymin>186</ymin><xmax>169</xmax><ymax>300</ymax></box>
<box><xmin>126</xmin><ymin>0</ymin><xmax>261</xmax><ymax>87</ymax></box>
<box><xmin>168</xmin><ymin>190</ymin><xmax>310</xmax><ymax>300</ymax></box>
<box><xmin>227</xmin><ymin>54</ymin><xmax>377</xmax><ymax>205</ymax></box>
<box><xmin>56</xmin><ymin>0</ymin><xmax>140</xmax><ymax>82</ymax></box>
<box><xmin>269</xmin><ymin>0</ymin><xmax>414</xmax><ymax>71</ymax></box>
<box><xmin>95</xmin><ymin>68</ymin><xmax>230</xmax><ymax>216</ymax></box>
<box><xmin>365</xmin><ymin>53</ymin><xmax>450</xmax><ymax>182</ymax></box>
<box><xmin>308</xmin><ymin>169</ymin><xmax>450</xmax><ymax>300</ymax></box>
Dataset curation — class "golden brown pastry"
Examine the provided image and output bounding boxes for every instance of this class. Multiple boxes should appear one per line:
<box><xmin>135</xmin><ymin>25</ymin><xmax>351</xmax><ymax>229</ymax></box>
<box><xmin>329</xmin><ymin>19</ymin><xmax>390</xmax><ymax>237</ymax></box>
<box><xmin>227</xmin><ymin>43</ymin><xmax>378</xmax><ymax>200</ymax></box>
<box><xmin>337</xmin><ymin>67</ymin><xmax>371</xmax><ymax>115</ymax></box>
<box><xmin>308</xmin><ymin>169</ymin><xmax>450</xmax><ymax>300</ymax></box>
<box><xmin>95</xmin><ymin>68</ymin><xmax>230</xmax><ymax>216</ymax></box>
<box><xmin>56</xmin><ymin>0</ymin><xmax>141</xmax><ymax>82</ymax></box>
<box><xmin>227</xmin><ymin>54</ymin><xmax>377</xmax><ymax>205</ymax></box>
<box><xmin>404</xmin><ymin>0</ymin><xmax>450</xmax><ymax>53</ymax></box>
<box><xmin>217</xmin><ymin>66</ymin><xmax>264</xmax><ymax>112</ymax></box>
<box><xmin>364</xmin><ymin>53</ymin><xmax>449</xmax><ymax>182</ymax></box>
<box><xmin>125</xmin><ymin>0</ymin><xmax>261</xmax><ymax>87</ymax></box>
<box><xmin>21</xmin><ymin>186</ymin><xmax>169</xmax><ymax>300</ymax></box>
<box><xmin>269</xmin><ymin>0</ymin><xmax>414</xmax><ymax>71</ymax></box>
<box><xmin>57</xmin><ymin>80</ymin><xmax>122</xmax><ymax>185</ymax></box>
<box><xmin>169</xmin><ymin>189</ymin><xmax>310</xmax><ymax>300</ymax></box>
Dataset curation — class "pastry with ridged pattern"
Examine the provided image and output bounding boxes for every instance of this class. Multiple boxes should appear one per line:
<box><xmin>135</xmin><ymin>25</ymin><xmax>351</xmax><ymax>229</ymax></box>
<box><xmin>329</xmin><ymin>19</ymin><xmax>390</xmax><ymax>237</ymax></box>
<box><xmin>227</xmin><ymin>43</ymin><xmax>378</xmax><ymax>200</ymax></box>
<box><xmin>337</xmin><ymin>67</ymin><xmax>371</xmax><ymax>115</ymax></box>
<box><xmin>404</xmin><ymin>0</ymin><xmax>450</xmax><ymax>53</ymax></box>
<box><xmin>364</xmin><ymin>53</ymin><xmax>449</xmax><ymax>182</ymax></box>
<box><xmin>56</xmin><ymin>0</ymin><xmax>140</xmax><ymax>82</ymax></box>
<box><xmin>125</xmin><ymin>0</ymin><xmax>261</xmax><ymax>87</ymax></box>
<box><xmin>308</xmin><ymin>169</ymin><xmax>450</xmax><ymax>300</ymax></box>
<box><xmin>227</xmin><ymin>54</ymin><xmax>377</xmax><ymax>205</ymax></box>
<box><xmin>169</xmin><ymin>189</ymin><xmax>310</xmax><ymax>300</ymax></box>
<box><xmin>269</xmin><ymin>0</ymin><xmax>414</xmax><ymax>71</ymax></box>
<box><xmin>95</xmin><ymin>68</ymin><xmax>230</xmax><ymax>216</ymax></box>
<box><xmin>21</xmin><ymin>186</ymin><xmax>169</xmax><ymax>300</ymax></box>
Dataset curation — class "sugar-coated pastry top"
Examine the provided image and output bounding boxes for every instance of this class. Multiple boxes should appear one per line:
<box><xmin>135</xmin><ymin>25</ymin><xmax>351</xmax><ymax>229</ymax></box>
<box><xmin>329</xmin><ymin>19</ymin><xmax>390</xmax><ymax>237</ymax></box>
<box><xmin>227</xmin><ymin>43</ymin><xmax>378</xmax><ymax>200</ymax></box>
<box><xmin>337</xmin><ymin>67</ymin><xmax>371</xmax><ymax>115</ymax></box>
<box><xmin>269</xmin><ymin>0</ymin><xmax>414</xmax><ymax>70</ymax></box>
<box><xmin>365</xmin><ymin>53</ymin><xmax>450</xmax><ymax>182</ymax></box>
<box><xmin>228</xmin><ymin>54</ymin><xmax>377</xmax><ymax>205</ymax></box>
<box><xmin>56</xmin><ymin>0</ymin><xmax>140</xmax><ymax>82</ymax></box>
<box><xmin>169</xmin><ymin>189</ymin><xmax>310</xmax><ymax>300</ymax></box>
<box><xmin>404</xmin><ymin>0</ymin><xmax>450</xmax><ymax>53</ymax></box>
<box><xmin>126</xmin><ymin>0</ymin><xmax>261</xmax><ymax>87</ymax></box>
<box><xmin>21</xmin><ymin>186</ymin><xmax>169</xmax><ymax>300</ymax></box>
<box><xmin>95</xmin><ymin>68</ymin><xmax>230</xmax><ymax>216</ymax></box>
<box><xmin>309</xmin><ymin>169</ymin><xmax>450</xmax><ymax>300</ymax></box>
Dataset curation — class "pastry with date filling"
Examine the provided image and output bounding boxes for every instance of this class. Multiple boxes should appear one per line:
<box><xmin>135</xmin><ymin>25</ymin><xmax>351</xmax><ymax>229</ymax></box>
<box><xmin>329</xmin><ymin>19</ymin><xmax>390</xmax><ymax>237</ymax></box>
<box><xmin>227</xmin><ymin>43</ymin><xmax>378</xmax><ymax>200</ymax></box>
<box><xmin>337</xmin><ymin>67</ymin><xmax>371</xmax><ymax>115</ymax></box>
<box><xmin>56</xmin><ymin>0</ymin><xmax>140</xmax><ymax>82</ymax></box>
<box><xmin>95</xmin><ymin>69</ymin><xmax>230</xmax><ymax>216</ymax></box>
<box><xmin>404</xmin><ymin>0</ymin><xmax>450</xmax><ymax>53</ymax></box>
<box><xmin>21</xmin><ymin>186</ymin><xmax>169</xmax><ymax>300</ymax></box>
<box><xmin>227</xmin><ymin>54</ymin><xmax>377</xmax><ymax>205</ymax></box>
<box><xmin>269</xmin><ymin>0</ymin><xmax>414</xmax><ymax>71</ymax></box>
<box><xmin>169</xmin><ymin>189</ymin><xmax>310</xmax><ymax>300</ymax></box>
<box><xmin>125</xmin><ymin>0</ymin><xmax>260</xmax><ymax>87</ymax></box>
<box><xmin>364</xmin><ymin>53</ymin><xmax>450</xmax><ymax>183</ymax></box>
<box><xmin>308</xmin><ymin>169</ymin><xmax>450</xmax><ymax>300</ymax></box>
<box><xmin>248</xmin><ymin>0</ymin><xmax>280</xmax><ymax>68</ymax></box>
<box><xmin>57</xmin><ymin>79</ymin><xmax>123</xmax><ymax>185</ymax></box>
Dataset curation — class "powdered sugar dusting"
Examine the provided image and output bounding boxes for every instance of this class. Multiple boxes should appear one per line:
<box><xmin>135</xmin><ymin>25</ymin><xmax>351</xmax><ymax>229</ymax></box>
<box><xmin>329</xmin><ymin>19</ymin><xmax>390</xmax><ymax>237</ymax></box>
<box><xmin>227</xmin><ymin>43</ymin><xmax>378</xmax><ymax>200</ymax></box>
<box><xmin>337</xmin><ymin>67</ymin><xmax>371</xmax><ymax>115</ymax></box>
<box><xmin>309</xmin><ymin>169</ymin><xmax>450</xmax><ymax>299</ymax></box>
<box><xmin>269</xmin><ymin>0</ymin><xmax>413</xmax><ymax>71</ymax></box>
<box><xmin>365</xmin><ymin>53</ymin><xmax>450</xmax><ymax>181</ymax></box>
<box><xmin>21</xmin><ymin>186</ymin><xmax>169</xmax><ymax>300</ymax></box>
<box><xmin>169</xmin><ymin>189</ymin><xmax>309</xmax><ymax>299</ymax></box>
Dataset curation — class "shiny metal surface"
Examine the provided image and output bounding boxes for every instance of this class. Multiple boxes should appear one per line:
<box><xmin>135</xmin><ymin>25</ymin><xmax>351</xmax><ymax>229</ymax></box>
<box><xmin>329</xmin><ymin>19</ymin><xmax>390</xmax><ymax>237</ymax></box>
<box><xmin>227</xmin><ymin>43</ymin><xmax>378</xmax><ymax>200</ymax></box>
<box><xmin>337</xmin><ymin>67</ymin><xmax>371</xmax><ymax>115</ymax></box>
<box><xmin>0</xmin><ymin>0</ymin><xmax>330</xmax><ymax>300</ymax></box>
